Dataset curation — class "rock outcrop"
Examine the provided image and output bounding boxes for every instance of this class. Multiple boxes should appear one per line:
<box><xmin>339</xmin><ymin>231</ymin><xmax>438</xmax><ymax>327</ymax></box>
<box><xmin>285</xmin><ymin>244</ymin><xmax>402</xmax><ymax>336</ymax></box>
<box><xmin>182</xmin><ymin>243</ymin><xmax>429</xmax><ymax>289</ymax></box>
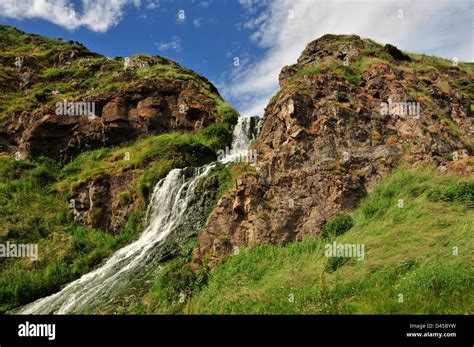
<box><xmin>197</xmin><ymin>34</ymin><xmax>473</xmax><ymax>266</ymax></box>
<box><xmin>6</xmin><ymin>77</ymin><xmax>220</xmax><ymax>163</ymax></box>
<box><xmin>70</xmin><ymin>171</ymin><xmax>140</xmax><ymax>233</ymax></box>
<box><xmin>0</xmin><ymin>25</ymin><xmax>234</xmax><ymax>234</ymax></box>
<box><xmin>0</xmin><ymin>25</ymin><xmax>223</xmax><ymax>163</ymax></box>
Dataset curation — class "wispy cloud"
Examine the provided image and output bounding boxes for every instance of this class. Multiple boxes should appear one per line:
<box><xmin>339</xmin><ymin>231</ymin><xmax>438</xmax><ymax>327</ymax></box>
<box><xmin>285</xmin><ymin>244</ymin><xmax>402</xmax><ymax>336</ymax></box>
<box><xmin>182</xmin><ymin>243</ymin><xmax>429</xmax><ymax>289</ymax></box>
<box><xmin>0</xmin><ymin>0</ymin><xmax>141</xmax><ymax>32</ymax></box>
<box><xmin>227</xmin><ymin>0</ymin><xmax>473</xmax><ymax>116</ymax></box>
<box><xmin>156</xmin><ymin>36</ymin><xmax>182</xmax><ymax>52</ymax></box>
<box><xmin>194</xmin><ymin>0</ymin><xmax>212</xmax><ymax>8</ymax></box>
<box><xmin>146</xmin><ymin>0</ymin><xmax>160</xmax><ymax>10</ymax></box>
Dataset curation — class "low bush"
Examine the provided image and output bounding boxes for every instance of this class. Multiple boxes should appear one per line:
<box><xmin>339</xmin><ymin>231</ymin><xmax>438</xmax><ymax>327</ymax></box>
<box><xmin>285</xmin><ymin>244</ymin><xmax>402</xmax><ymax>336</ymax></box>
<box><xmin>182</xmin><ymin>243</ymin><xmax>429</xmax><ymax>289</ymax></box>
<box><xmin>428</xmin><ymin>181</ymin><xmax>474</xmax><ymax>205</ymax></box>
<box><xmin>321</xmin><ymin>214</ymin><xmax>354</xmax><ymax>239</ymax></box>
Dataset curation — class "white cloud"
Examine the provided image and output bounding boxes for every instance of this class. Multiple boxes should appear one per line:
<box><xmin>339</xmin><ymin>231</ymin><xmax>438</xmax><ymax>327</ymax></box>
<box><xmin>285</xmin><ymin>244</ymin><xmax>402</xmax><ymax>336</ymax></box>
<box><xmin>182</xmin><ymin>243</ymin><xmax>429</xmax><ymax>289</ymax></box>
<box><xmin>227</xmin><ymin>0</ymin><xmax>473</xmax><ymax>116</ymax></box>
<box><xmin>238</xmin><ymin>0</ymin><xmax>269</xmax><ymax>14</ymax></box>
<box><xmin>156</xmin><ymin>36</ymin><xmax>182</xmax><ymax>51</ymax></box>
<box><xmin>0</xmin><ymin>0</ymin><xmax>141</xmax><ymax>32</ymax></box>
<box><xmin>146</xmin><ymin>0</ymin><xmax>159</xmax><ymax>10</ymax></box>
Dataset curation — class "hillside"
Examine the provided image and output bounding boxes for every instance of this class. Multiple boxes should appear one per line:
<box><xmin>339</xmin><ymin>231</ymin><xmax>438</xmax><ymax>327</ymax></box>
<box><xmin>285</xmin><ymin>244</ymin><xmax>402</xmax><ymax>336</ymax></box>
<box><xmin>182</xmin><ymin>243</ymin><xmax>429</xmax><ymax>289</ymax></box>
<box><xmin>147</xmin><ymin>167</ymin><xmax>473</xmax><ymax>314</ymax></box>
<box><xmin>0</xmin><ymin>28</ymin><xmax>472</xmax><ymax>315</ymax></box>
<box><xmin>140</xmin><ymin>35</ymin><xmax>474</xmax><ymax>314</ymax></box>
<box><xmin>0</xmin><ymin>24</ymin><xmax>237</xmax><ymax>163</ymax></box>
<box><xmin>196</xmin><ymin>34</ymin><xmax>473</xmax><ymax>265</ymax></box>
<box><xmin>0</xmin><ymin>25</ymin><xmax>240</xmax><ymax>313</ymax></box>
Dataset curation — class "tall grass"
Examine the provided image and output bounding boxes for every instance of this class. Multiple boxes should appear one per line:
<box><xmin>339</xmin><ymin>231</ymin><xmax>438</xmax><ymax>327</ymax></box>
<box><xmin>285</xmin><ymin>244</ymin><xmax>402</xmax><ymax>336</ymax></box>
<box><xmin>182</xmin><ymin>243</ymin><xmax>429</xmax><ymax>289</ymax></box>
<box><xmin>147</xmin><ymin>167</ymin><xmax>473</xmax><ymax>314</ymax></box>
<box><xmin>0</xmin><ymin>154</ymin><xmax>144</xmax><ymax>313</ymax></box>
<box><xmin>0</xmin><ymin>108</ymin><xmax>239</xmax><ymax>313</ymax></box>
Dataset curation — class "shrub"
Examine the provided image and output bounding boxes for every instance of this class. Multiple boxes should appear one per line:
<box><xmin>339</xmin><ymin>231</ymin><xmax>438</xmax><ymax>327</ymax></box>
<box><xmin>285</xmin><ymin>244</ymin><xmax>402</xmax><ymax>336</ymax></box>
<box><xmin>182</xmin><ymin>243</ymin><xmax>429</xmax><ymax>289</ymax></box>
<box><xmin>321</xmin><ymin>213</ymin><xmax>354</xmax><ymax>239</ymax></box>
<box><xmin>201</xmin><ymin>123</ymin><xmax>233</xmax><ymax>151</ymax></box>
<box><xmin>216</xmin><ymin>101</ymin><xmax>239</xmax><ymax>125</ymax></box>
<box><xmin>428</xmin><ymin>181</ymin><xmax>474</xmax><ymax>205</ymax></box>
<box><xmin>151</xmin><ymin>258</ymin><xmax>210</xmax><ymax>312</ymax></box>
<box><xmin>325</xmin><ymin>256</ymin><xmax>350</xmax><ymax>273</ymax></box>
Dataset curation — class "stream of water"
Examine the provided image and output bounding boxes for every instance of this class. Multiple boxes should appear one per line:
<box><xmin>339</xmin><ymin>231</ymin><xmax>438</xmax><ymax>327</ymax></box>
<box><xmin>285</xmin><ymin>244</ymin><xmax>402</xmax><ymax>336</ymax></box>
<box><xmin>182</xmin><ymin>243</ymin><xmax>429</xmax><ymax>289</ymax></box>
<box><xmin>14</xmin><ymin>116</ymin><xmax>259</xmax><ymax>314</ymax></box>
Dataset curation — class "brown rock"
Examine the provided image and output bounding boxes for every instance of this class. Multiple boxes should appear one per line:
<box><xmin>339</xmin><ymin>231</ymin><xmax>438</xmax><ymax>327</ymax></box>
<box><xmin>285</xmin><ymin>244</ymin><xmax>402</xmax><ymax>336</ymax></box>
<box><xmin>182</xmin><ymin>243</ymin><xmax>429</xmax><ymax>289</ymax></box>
<box><xmin>196</xmin><ymin>35</ymin><xmax>473</xmax><ymax>267</ymax></box>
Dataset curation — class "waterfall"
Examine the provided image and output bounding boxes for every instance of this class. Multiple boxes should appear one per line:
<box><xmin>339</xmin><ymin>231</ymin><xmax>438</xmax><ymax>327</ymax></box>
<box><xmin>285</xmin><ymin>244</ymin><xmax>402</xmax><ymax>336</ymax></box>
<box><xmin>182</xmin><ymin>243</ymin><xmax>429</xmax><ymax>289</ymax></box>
<box><xmin>14</xmin><ymin>166</ymin><xmax>214</xmax><ymax>314</ymax></box>
<box><xmin>13</xmin><ymin>116</ymin><xmax>259</xmax><ymax>314</ymax></box>
<box><xmin>220</xmin><ymin>115</ymin><xmax>261</xmax><ymax>165</ymax></box>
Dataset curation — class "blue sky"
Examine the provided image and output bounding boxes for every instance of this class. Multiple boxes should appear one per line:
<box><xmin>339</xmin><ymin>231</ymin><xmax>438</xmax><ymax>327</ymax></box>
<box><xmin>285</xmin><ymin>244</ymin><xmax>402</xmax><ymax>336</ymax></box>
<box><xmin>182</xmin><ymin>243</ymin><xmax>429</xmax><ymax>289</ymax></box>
<box><xmin>1</xmin><ymin>0</ymin><xmax>472</xmax><ymax>116</ymax></box>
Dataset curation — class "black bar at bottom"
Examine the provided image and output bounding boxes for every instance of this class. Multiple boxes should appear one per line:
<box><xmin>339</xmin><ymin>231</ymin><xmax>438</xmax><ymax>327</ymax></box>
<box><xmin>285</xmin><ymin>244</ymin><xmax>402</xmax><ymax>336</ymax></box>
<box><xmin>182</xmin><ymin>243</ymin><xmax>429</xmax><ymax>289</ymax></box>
<box><xmin>0</xmin><ymin>315</ymin><xmax>472</xmax><ymax>346</ymax></box>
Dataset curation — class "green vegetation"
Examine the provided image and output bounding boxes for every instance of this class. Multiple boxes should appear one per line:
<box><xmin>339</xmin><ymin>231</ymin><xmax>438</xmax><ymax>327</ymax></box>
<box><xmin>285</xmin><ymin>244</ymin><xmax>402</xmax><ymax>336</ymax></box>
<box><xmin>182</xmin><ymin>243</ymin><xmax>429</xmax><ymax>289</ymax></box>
<box><xmin>145</xmin><ymin>167</ymin><xmax>473</xmax><ymax>314</ymax></box>
<box><xmin>0</xmin><ymin>114</ymin><xmax>238</xmax><ymax>313</ymax></box>
<box><xmin>58</xmin><ymin>116</ymin><xmax>236</xmax><ymax>199</ymax></box>
<box><xmin>149</xmin><ymin>257</ymin><xmax>210</xmax><ymax>314</ymax></box>
<box><xmin>428</xmin><ymin>181</ymin><xmax>474</xmax><ymax>206</ymax></box>
<box><xmin>0</xmin><ymin>155</ymin><xmax>146</xmax><ymax>313</ymax></box>
<box><xmin>291</xmin><ymin>65</ymin><xmax>324</xmax><ymax>81</ymax></box>
<box><xmin>436</xmin><ymin>109</ymin><xmax>461</xmax><ymax>138</ymax></box>
<box><xmin>321</xmin><ymin>213</ymin><xmax>354</xmax><ymax>239</ymax></box>
<box><xmin>212</xmin><ymin>163</ymin><xmax>256</xmax><ymax>199</ymax></box>
<box><xmin>0</xmin><ymin>25</ymin><xmax>246</xmax><ymax>313</ymax></box>
<box><xmin>282</xmin><ymin>36</ymin><xmax>473</xmax><ymax>109</ymax></box>
<box><xmin>455</xmin><ymin>79</ymin><xmax>474</xmax><ymax>114</ymax></box>
<box><xmin>286</xmin><ymin>56</ymin><xmax>386</xmax><ymax>91</ymax></box>
<box><xmin>0</xmin><ymin>25</ymin><xmax>229</xmax><ymax>120</ymax></box>
<box><xmin>216</xmin><ymin>100</ymin><xmax>239</xmax><ymax>125</ymax></box>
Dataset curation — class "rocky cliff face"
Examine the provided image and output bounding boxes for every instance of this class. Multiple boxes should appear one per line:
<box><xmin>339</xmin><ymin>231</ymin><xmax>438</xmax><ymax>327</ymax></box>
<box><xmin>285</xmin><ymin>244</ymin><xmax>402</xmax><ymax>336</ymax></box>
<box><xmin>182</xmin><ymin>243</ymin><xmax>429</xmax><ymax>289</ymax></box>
<box><xmin>0</xmin><ymin>25</ymin><xmax>235</xmax><ymax>234</ymax></box>
<box><xmin>0</xmin><ymin>25</ymin><xmax>223</xmax><ymax>164</ymax></box>
<box><xmin>197</xmin><ymin>34</ymin><xmax>473</xmax><ymax>265</ymax></box>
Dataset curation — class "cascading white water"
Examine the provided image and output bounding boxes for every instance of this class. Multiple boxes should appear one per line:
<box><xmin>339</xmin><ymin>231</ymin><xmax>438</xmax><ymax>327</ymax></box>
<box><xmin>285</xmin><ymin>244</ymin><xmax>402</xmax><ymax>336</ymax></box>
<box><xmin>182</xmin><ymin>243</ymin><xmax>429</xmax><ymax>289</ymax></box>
<box><xmin>15</xmin><ymin>166</ymin><xmax>213</xmax><ymax>314</ymax></box>
<box><xmin>13</xmin><ymin>116</ymin><xmax>257</xmax><ymax>314</ymax></box>
<box><xmin>230</xmin><ymin>116</ymin><xmax>254</xmax><ymax>155</ymax></box>
<box><xmin>220</xmin><ymin>115</ymin><xmax>260</xmax><ymax>165</ymax></box>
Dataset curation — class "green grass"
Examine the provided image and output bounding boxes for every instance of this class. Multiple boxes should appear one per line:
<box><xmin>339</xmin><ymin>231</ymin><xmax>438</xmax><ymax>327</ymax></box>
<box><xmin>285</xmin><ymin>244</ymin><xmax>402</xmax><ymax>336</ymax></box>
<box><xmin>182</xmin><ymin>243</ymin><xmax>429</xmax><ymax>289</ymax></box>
<box><xmin>0</xmin><ymin>25</ymin><xmax>228</xmax><ymax>120</ymax></box>
<box><xmin>213</xmin><ymin>163</ymin><xmax>256</xmax><ymax>198</ymax></box>
<box><xmin>436</xmin><ymin>109</ymin><xmax>461</xmax><ymax>137</ymax></box>
<box><xmin>0</xmin><ymin>108</ymin><xmax>238</xmax><ymax>313</ymax></box>
<box><xmin>136</xmin><ymin>63</ymin><xmax>196</xmax><ymax>81</ymax></box>
<box><xmin>285</xmin><ymin>56</ymin><xmax>386</xmax><ymax>91</ymax></box>
<box><xmin>146</xmin><ymin>167</ymin><xmax>473</xmax><ymax>314</ymax></box>
<box><xmin>291</xmin><ymin>65</ymin><xmax>324</xmax><ymax>81</ymax></box>
<box><xmin>278</xmin><ymin>36</ymin><xmax>473</xmax><ymax>105</ymax></box>
<box><xmin>148</xmin><ymin>257</ymin><xmax>210</xmax><ymax>314</ymax></box>
<box><xmin>0</xmin><ymin>155</ymin><xmax>146</xmax><ymax>313</ymax></box>
<box><xmin>321</xmin><ymin>213</ymin><xmax>354</xmax><ymax>239</ymax></box>
<box><xmin>215</xmin><ymin>100</ymin><xmax>239</xmax><ymax>125</ymax></box>
<box><xmin>428</xmin><ymin>181</ymin><xmax>473</xmax><ymax>205</ymax></box>
<box><xmin>57</xmin><ymin>119</ymin><xmax>235</xmax><ymax>202</ymax></box>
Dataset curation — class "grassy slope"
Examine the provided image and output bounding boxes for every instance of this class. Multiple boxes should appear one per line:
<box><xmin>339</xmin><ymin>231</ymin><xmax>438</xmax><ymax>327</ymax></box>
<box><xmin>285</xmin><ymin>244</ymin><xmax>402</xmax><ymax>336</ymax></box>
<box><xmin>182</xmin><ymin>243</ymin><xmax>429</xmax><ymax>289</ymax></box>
<box><xmin>0</xmin><ymin>25</ymin><xmax>241</xmax><ymax>312</ymax></box>
<box><xmin>0</xmin><ymin>155</ymin><xmax>141</xmax><ymax>312</ymax></box>
<box><xmin>0</xmin><ymin>112</ymin><xmax>242</xmax><ymax>313</ymax></box>
<box><xmin>146</xmin><ymin>167</ymin><xmax>473</xmax><ymax>314</ymax></box>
